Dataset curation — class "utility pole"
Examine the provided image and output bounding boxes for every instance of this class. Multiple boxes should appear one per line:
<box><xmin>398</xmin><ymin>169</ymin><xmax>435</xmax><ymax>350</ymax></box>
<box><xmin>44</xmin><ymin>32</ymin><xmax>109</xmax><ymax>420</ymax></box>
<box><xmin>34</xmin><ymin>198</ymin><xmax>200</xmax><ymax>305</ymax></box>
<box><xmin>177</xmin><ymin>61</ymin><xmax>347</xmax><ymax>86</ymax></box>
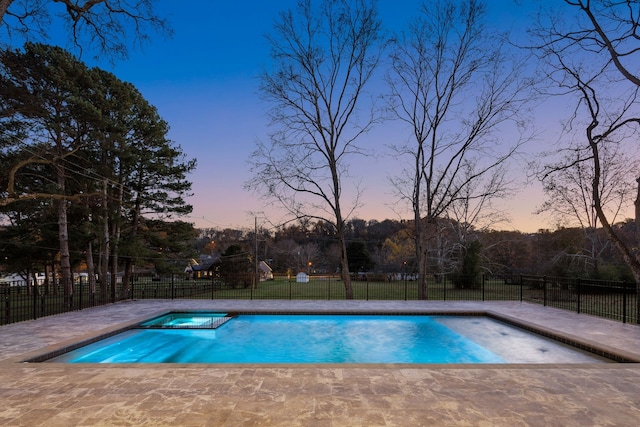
<box><xmin>254</xmin><ymin>217</ymin><xmax>259</xmax><ymax>290</ymax></box>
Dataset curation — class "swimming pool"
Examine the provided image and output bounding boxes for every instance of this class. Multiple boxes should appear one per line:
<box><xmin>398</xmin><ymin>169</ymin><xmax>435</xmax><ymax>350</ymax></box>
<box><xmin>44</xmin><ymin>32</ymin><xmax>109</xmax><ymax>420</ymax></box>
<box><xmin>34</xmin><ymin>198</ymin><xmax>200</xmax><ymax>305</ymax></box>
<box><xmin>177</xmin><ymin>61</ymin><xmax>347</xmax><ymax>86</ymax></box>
<box><xmin>45</xmin><ymin>312</ymin><xmax>613</xmax><ymax>364</ymax></box>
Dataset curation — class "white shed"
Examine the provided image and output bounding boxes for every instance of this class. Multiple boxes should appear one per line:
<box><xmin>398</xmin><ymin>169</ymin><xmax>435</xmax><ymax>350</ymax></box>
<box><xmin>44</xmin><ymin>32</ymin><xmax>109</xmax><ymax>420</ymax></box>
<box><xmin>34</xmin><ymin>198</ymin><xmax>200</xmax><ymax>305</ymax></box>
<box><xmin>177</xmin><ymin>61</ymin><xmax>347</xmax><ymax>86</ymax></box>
<box><xmin>259</xmin><ymin>261</ymin><xmax>274</xmax><ymax>281</ymax></box>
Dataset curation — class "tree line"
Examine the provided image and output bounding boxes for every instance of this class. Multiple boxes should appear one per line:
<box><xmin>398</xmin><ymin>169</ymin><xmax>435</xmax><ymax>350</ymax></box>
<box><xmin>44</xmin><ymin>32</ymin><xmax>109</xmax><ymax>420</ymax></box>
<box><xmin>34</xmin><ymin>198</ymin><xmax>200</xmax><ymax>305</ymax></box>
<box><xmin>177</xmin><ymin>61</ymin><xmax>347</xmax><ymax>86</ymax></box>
<box><xmin>0</xmin><ymin>43</ymin><xmax>195</xmax><ymax>306</ymax></box>
<box><xmin>196</xmin><ymin>217</ymin><xmax>636</xmax><ymax>284</ymax></box>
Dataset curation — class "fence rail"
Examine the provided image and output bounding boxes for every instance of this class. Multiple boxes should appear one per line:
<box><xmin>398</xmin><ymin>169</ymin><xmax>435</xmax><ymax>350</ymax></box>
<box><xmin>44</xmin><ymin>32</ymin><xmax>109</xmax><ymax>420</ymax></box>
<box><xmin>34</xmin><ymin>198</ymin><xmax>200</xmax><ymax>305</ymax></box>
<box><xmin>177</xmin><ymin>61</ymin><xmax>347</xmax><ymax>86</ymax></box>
<box><xmin>1</xmin><ymin>273</ymin><xmax>638</xmax><ymax>326</ymax></box>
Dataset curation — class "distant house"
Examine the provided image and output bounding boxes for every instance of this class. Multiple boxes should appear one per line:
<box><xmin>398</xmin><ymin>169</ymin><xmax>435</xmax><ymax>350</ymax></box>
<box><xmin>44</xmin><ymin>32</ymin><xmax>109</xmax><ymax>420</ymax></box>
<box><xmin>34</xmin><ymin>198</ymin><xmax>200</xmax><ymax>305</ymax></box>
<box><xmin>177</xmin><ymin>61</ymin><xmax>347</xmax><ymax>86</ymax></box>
<box><xmin>0</xmin><ymin>273</ymin><xmax>26</xmax><ymax>286</ymax></box>
<box><xmin>0</xmin><ymin>272</ymin><xmax>46</xmax><ymax>286</ymax></box>
<box><xmin>185</xmin><ymin>255</ymin><xmax>219</xmax><ymax>279</ymax></box>
<box><xmin>185</xmin><ymin>257</ymin><xmax>273</xmax><ymax>281</ymax></box>
<box><xmin>259</xmin><ymin>261</ymin><xmax>273</xmax><ymax>281</ymax></box>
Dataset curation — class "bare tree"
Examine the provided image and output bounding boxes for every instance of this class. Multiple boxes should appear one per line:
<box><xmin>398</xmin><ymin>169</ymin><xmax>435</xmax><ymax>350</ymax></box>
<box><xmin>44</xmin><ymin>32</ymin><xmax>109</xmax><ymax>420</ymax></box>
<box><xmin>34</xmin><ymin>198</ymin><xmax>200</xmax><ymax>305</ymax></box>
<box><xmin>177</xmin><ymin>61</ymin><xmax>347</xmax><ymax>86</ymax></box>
<box><xmin>0</xmin><ymin>0</ymin><xmax>170</xmax><ymax>59</ymax></box>
<box><xmin>386</xmin><ymin>0</ymin><xmax>531</xmax><ymax>298</ymax></box>
<box><xmin>247</xmin><ymin>0</ymin><xmax>384</xmax><ymax>299</ymax></box>
<box><xmin>530</xmin><ymin>0</ymin><xmax>640</xmax><ymax>298</ymax></box>
<box><xmin>536</xmin><ymin>142</ymin><xmax>638</xmax><ymax>276</ymax></box>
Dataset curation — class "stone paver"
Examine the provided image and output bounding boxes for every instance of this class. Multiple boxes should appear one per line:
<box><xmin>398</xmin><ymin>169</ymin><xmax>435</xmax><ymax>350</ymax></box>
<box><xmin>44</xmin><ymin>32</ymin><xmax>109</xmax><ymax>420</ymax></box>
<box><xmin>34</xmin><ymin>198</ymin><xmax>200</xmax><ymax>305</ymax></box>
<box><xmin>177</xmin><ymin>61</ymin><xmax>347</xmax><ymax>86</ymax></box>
<box><xmin>1</xmin><ymin>300</ymin><xmax>640</xmax><ymax>426</ymax></box>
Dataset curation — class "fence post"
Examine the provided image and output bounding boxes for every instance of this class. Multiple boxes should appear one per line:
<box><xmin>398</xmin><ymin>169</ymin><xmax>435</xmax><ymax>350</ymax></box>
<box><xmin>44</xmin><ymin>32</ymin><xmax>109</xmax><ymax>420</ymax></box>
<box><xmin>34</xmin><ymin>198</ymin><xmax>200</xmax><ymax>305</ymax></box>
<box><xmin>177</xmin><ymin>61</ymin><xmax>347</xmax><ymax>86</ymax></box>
<box><xmin>576</xmin><ymin>278</ymin><xmax>581</xmax><ymax>314</ymax></box>
<box><xmin>404</xmin><ymin>276</ymin><xmax>408</xmax><ymax>301</ymax></box>
<box><xmin>543</xmin><ymin>276</ymin><xmax>547</xmax><ymax>306</ymax></box>
<box><xmin>4</xmin><ymin>292</ymin><xmax>9</xmax><ymax>325</ymax></box>
<box><xmin>211</xmin><ymin>275</ymin><xmax>215</xmax><ymax>300</ymax></box>
<box><xmin>622</xmin><ymin>282</ymin><xmax>628</xmax><ymax>324</ymax></box>
<box><xmin>443</xmin><ymin>275</ymin><xmax>447</xmax><ymax>301</ymax></box>
<box><xmin>171</xmin><ymin>274</ymin><xmax>175</xmax><ymax>300</ymax></box>
<box><xmin>366</xmin><ymin>276</ymin><xmax>369</xmax><ymax>301</ymax></box>
<box><xmin>482</xmin><ymin>274</ymin><xmax>485</xmax><ymax>301</ymax></box>
<box><xmin>519</xmin><ymin>275</ymin><xmax>523</xmax><ymax>302</ymax></box>
<box><xmin>630</xmin><ymin>281</ymin><xmax>636</xmax><ymax>324</ymax></box>
<box><xmin>33</xmin><ymin>283</ymin><xmax>38</xmax><ymax>320</ymax></box>
<box><xmin>79</xmin><ymin>276</ymin><xmax>83</xmax><ymax>310</ymax></box>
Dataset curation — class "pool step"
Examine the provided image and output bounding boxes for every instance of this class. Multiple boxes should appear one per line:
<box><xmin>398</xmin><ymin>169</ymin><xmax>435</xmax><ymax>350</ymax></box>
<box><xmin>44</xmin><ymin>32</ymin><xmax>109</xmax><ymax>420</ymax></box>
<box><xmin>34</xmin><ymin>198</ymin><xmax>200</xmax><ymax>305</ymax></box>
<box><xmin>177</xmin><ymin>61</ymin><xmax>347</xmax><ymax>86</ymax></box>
<box><xmin>143</xmin><ymin>315</ymin><xmax>236</xmax><ymax>330</ymax></box>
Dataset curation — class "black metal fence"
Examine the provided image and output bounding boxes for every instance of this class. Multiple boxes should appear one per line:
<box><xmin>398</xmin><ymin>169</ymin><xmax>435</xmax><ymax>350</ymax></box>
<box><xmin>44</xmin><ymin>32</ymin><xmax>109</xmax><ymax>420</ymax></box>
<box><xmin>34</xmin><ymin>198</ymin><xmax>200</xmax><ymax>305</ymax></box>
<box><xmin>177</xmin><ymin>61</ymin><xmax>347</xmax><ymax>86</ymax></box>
<box><xmin>0</xmin><ymin>278</ymin><xmax>108</xmax><ymax>325</ymax></box>
<box><xmin>1</xmin><ymin>273</ymin><xmax>638</xmax><ymax>326</ymax></box>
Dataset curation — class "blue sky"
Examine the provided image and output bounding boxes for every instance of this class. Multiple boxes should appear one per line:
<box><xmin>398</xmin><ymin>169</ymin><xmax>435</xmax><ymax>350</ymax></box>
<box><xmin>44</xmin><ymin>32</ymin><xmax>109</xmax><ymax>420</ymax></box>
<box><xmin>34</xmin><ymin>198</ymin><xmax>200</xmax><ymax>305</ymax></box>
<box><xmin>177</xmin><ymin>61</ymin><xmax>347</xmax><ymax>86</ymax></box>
<box><xmin>13</xmin><ymin>0</ymin><xmax>554</xmax><ymax>232</ymax></box>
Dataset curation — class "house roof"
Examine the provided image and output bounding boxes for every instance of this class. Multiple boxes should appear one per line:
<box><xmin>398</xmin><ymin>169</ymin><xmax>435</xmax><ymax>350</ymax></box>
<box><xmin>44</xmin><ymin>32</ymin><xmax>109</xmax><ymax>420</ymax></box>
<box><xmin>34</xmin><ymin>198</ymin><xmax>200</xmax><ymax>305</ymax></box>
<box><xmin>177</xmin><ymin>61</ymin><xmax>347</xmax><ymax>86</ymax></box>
<box><xmin>258</xmin><ymin>261</ymin><xmax>272</xmax><ymax>272</ymax></box>
<box><xmin>186</xmin><ymin>254</ymin><xmax>220</xmax><ymax>272</ymax></box>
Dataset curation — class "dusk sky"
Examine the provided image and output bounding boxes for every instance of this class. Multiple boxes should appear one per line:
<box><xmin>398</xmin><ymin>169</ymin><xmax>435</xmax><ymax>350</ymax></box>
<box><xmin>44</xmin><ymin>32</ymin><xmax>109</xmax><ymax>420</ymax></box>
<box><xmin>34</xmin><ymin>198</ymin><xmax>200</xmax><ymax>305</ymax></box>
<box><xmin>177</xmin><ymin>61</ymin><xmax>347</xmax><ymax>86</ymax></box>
<box><xmin>48</xmin><ymin>1</ymin><xmax>567</xmax><ymax>232</ymax></box>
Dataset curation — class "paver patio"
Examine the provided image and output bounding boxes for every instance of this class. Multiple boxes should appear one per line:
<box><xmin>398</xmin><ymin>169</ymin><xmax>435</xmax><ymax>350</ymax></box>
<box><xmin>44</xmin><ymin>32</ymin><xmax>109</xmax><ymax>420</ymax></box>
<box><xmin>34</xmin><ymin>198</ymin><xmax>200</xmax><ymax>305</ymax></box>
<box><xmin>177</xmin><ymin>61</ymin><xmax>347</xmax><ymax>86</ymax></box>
<box><xmin>1</xmin><ymin>300</ymin><xmax>640</xmax><ymax>426</ymax></box>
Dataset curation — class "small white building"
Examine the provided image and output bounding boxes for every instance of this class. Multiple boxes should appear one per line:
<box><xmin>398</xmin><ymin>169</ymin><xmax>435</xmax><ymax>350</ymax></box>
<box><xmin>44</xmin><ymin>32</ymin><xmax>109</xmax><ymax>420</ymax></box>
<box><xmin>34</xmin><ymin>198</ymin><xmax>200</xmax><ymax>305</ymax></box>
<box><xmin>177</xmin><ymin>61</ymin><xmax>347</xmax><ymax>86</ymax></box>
<box><xmin>296</xmin><ymin>272</ymin><xmax>309</xmax><ymax>283</ymax></box>
<box><xmin>259</xmin><ymin>261</ymin><xmax>274</xmax><ymax>281</ymax></box>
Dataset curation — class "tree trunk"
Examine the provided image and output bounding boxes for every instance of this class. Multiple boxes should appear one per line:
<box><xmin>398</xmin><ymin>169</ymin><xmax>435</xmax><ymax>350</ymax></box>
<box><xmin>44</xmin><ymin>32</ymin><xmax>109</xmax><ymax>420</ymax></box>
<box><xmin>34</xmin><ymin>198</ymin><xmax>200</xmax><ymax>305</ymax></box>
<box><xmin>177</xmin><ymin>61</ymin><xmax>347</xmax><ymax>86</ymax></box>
<box><xmin>110</xmin><ymin>231</ymin><xmax>118</xmax><ymax>302</ymax></box>
<box><xmin>633</xmin><ymin>178</ymin><xmax>640</xmax><ymax>322</ymax></box>
<box><xmin>122</xmin><ymin>257</ymin><xmax>133</xmax><ymax>299</ymax></box>
<box><xmin>337</xmin><ymin>221</ymin><xmax>353</xmax><ymax>299</ymax></box>
<box><xmin>99</xmin><ymin>178</ymin><xmax>110</xmax><ymax>304</ymax></box>
<box><xmin>416</xmin><ymin>215</ymin><xmax>428</xmax><ymax>300</ymax></box>
<box><xmin>635</xmin><ymin>177</ymin><xmax>640</xmax><ymax>238</ymax></box>
<box><xmin>86</xmin><ymin>241</ymin><xmax>96</xmax><ymax>305</ymax></box>
<box><xmin>0</xmin><ymin>0</ymin><xmax>11</xmax><ymax>22</ymax></box>
<box><xmin>56</xmin><ymin>166</ymin><xmax>72</xmax><ymax>308</ymax></box>
<box><xmin>593</xmin><ymin>145</ymin><xmax>640</xmax><ymax>320</ymax></box>
<box><xmin>414</xmin><ymin>142</ymin><xmax>428</xmax><ymax>300</ymax></box>
<box><xmin>110</xmin><ymin>183</ymin><xmax>123</xmax><ymax>300</ymax></box>
<box><xmin>122</xmin><ymin>182</ymin><xmax>143</xmax><ymax>299</ymax></box>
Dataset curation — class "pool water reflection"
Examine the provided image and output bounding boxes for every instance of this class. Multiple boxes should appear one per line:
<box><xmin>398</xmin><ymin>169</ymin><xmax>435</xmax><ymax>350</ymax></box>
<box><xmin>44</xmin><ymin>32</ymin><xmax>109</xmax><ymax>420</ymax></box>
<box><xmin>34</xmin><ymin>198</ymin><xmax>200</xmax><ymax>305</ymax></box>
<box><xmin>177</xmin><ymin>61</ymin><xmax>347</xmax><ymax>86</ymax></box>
<box><xmin>46</xmin><ymin>314</ymin><xmax>613</xmax><ymax>364</ymax></box>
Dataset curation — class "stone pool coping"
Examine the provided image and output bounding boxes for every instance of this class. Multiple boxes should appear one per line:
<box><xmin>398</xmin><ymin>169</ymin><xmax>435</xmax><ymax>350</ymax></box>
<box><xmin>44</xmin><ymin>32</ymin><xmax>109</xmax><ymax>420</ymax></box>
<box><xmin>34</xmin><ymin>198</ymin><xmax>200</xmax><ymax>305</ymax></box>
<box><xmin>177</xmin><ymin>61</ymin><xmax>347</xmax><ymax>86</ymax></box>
<box><xmin>2</xmin><ymin>300</ymin><xmax>640</xmax><ymax>426</ymax></box>
<box><xmin>16</xmin><ymin>306</ymin><xmax>640</xmax><ymax>365</ymax></box>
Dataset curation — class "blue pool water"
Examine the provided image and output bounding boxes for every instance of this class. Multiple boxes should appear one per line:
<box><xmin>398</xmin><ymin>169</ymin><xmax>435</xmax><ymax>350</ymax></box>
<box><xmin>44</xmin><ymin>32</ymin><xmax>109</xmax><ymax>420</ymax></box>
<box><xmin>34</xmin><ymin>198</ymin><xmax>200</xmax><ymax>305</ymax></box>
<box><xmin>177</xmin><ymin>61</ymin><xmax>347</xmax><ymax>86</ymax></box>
<box><xmin>46</xmin><ymin>314</ymin><xmax>612</xmax><ymax>364</ymax></box>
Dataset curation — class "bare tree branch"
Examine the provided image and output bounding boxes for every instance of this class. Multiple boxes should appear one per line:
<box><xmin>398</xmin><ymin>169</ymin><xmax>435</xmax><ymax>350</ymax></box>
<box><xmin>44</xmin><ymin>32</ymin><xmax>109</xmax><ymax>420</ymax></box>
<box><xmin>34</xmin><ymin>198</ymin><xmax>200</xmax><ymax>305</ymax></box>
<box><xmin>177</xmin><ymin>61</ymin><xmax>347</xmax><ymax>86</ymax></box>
<box><xmin>386</xmin><ymin>0</ymin><xmax>532</xmax><ymax>298</ymax></box>
<box><xmin>247</xmin><ymin>0</ymin><xmax>384</xmax><ymax>299</ymax></box>
<box><xmin>531</xmin><ymin>0</ymin><xmax>640</xmax><ymax>297</ymax></box>
<box><xmin>1</xmin><ymin>0</ymin><xmax>170</xmax><ymax>59</ymax></box>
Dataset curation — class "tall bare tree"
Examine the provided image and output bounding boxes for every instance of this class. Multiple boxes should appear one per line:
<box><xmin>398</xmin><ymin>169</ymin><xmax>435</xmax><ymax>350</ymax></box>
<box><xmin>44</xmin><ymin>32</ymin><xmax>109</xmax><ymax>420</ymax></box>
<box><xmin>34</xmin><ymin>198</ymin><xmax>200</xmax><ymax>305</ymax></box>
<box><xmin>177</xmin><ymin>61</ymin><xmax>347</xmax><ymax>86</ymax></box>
<box><xmin>247</xmin><ymin>0</ymin><xmax>384</xmax><ymax>299</ymax></box>
<box><xmin>536</xmin><ymin>142</ymin><xmax>638</xmax><ymax>276</ymax></box>
<box><xmin>530</xmin><ymin>0</ymin><xmax>640</xmax><ymax>302</ymax></box>
<box><xmin>387</xmin><ymin>0</ymin><xmax>531</xmax><ymax>298</ymax></box>
<box><xmin>0</xmin><ymin>0</ymin><xmax>169</xmax><ymax>59</ymax></box>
